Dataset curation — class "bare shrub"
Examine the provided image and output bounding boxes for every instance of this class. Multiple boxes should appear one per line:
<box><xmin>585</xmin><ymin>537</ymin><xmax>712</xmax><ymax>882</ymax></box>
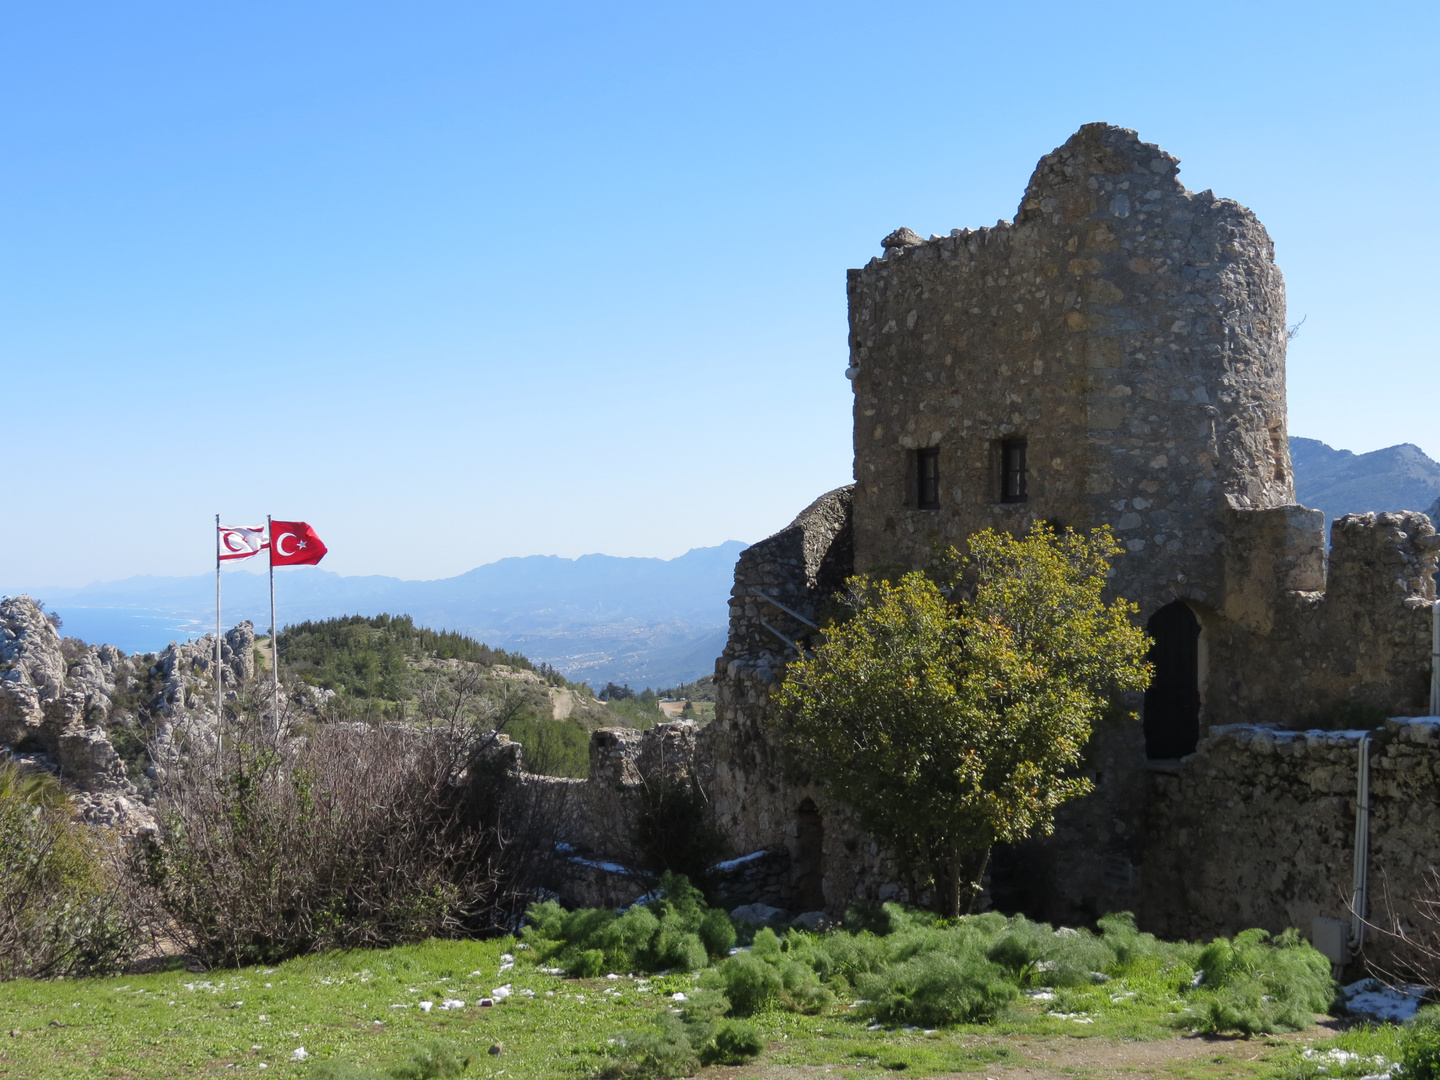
<box><xmin>1364</xmin><ymin>866</ymin><xmax>1440</xmax><ymax>987</ymax></box>
<box><xmin>149</xmin><ymin>679</ymin><xmax>553</xmax><ymax>965</ymax></box>
<box><xmin>0</xmin><ymin>760</ymin><xmax>151</xmax><ymax>978</ymax></box>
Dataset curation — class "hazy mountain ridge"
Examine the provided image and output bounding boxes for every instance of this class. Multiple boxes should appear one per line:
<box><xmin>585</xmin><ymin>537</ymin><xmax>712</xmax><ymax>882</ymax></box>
<box><xmin>12</xmin><ymin>543</ymin><xmax>746</xmax><ymax>690</ymax></box>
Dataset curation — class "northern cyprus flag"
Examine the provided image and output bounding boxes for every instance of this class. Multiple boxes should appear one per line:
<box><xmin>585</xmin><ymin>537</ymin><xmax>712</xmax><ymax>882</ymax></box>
<box><xmin>218</xmin><ymin>524</ymin><xmax>268</xmax><ymax>561</ymax></box>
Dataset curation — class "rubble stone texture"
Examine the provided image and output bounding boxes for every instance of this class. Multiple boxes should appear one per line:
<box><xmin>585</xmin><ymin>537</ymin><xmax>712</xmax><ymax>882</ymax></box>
<box><xmin>1143</xmin><ymin>719</ymin><xmax>1440</xmax><ymax>952</ymax></box>
<box><xmin>695</xmin><ymin>123</ymin><xmax>1440</xmax><ymax>940</ymax></box>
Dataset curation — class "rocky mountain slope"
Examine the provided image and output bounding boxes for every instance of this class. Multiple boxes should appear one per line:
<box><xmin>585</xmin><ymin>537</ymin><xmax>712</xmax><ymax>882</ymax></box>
<box><xmin>0</xmin><ymin>595</ymin><xmax>247</xmax><ymax>832</ymax></box>
<box><xmin>1291</xmin><ymin>437</ymin><xmax>1440</xmax><ymax>529</ymax></box>
<box><xmin>0</xmin><ymin>595</ymin><xmax>641</xmax><ymax>827</ymax></box>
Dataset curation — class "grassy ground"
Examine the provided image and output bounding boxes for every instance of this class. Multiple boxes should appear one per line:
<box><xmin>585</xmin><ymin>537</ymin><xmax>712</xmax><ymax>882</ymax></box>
<box><xmin>0</xmin><ymin>937</ymin><xmax>1390</xmax><ymax>1080</ymax></box>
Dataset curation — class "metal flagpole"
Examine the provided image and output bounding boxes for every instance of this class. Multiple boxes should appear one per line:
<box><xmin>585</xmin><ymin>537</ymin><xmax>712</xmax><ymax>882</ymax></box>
<box><xmin>215</xmin><ymin>513</ymin><xmax>223</xmax><ymax>761</ymax></box>
<box><xmin>269</xmin><ymin>515</ymin><xmax>280</xmax><ymax>731</ymax></box>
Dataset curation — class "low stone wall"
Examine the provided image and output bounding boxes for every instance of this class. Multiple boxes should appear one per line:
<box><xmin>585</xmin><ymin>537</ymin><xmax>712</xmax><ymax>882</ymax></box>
<box><xmin>1138</xmin><ymin>717</ymin><xmax>1440</xmax><ymax>963</ymax></box>
<box><xmin>517</xmin><ymin>721</ymin><xmax>707</xmax><ymax>907</ymax></box>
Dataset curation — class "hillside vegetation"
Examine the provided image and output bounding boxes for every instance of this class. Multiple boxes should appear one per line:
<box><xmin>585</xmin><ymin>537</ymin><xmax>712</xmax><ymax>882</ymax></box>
<box><xmin>275</xmin><ymin>614</ymin><xmax>654</xmax><ymax>778</ymax></box>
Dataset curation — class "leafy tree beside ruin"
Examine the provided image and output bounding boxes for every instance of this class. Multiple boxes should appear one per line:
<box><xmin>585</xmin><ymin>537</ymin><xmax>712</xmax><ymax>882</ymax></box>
<box><xmin>774</xmin><ymin>525</ymin><xmax>1151</xmax><ymax>917</ymax></box>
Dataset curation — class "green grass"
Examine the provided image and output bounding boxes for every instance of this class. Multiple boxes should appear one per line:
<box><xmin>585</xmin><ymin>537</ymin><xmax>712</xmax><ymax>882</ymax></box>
<box><xmin>0</xmin><ymin>930</ymin><xmax>1350</xmax><ymax>1080</ymax></box>
<box><xmin>1271</xmin><ymin>1023</ymin><xmax>1407</xmax><ymax>1080</ymax></box>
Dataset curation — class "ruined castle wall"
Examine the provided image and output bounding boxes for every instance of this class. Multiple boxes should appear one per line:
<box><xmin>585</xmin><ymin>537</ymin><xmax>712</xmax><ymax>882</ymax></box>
<box><xmin>1203</xmin><ymin>510</ymin><xmax>1438</xmax><ymax>727</ymax></box>
<box><xmin>703</xmin><ymin>486</ymin><xmax>853</xmax><ymax>856</ymax></box>
<box><xmin>1138</xmin><ymin>718</ymin><xmax>1440</xmax><ymax>966</ymax></box>
<box><xmin>702</xmin><ymin>486</ymin><xmax>911</xmax><ymax>911</ymax></box>
<box><xmin>847</xmin><ymin>123</ymin><xmax>1291</xmax><ymax>621</ymax></box>
<box><xmin>696</xmin><ymin>125</ymin><xmax>1440</xmax><ymax>931</ymax></box>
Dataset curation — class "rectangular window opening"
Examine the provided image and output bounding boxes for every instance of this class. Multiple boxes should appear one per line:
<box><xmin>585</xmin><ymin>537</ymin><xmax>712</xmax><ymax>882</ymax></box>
<box><xmin>1000</xmin><ymin>438</ymin><xmax>1028</xmax><ymax>503</ymax></box>
<box><xmin>917</xmin><ymin>448</ymin><xmax>940</xmax><ymax>510</ymax></box>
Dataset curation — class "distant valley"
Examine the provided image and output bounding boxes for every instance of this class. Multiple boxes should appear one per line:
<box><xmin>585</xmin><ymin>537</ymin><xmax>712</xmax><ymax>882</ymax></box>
<box><xmin>10</xmin><ymin>436</ymin><xmax>1440</xmax><ymax>688</ymax></box>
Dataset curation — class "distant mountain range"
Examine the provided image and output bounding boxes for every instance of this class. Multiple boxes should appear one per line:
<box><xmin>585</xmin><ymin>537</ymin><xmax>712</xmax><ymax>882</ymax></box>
<box><xmin>11</xmin><ymin>436</ymin><xmax>1440</xmax><ymax>688</ymax></box>
<box><xmin>1289</xmin><ymin>437</ymin><xmax>1440</xmax><ymax>528</ymax></box>
<box><xmin>12</xmin><ymin>543</ymin><xmax>747</xmax><ymax>691</ymax></box>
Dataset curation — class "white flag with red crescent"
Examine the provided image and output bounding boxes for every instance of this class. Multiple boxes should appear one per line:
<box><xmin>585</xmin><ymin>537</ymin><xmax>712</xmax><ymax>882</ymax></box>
<box><xmin>218</xmin><ymin>524</ymin><xmax>269</xmax><ymax>562</ymax></box>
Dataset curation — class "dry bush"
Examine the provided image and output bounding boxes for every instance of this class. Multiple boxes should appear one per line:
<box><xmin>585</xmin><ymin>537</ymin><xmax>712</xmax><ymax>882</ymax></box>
<box><xmin>1365</xmin><ymin>866</ymin><xmax>1440</xmax><ymax>987</ymax></box>
<box><xmin>150</xmin><ymin>680</ymin><xmax>555</xmax><ymax>966</ymax></box>
<box><xmin>0</xmin><ymin>760</ymin><xmax>153</xmax><ymax>979</ymax></box>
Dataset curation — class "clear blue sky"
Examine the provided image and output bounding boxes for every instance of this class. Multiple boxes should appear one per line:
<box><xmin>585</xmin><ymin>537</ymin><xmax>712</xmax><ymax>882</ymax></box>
<box><xmin>4</xmin><ymin>1</ymin><xmax>1435</xmax><ymax>588</ymax></box>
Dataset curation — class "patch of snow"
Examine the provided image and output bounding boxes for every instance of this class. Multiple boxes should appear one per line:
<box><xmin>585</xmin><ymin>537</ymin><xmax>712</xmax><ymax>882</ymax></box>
<box><xmin>440</xmin><ymin>999</ymin><xmax>465</xmax><ymax>1011</ymax></box>
<box><xmin>289</xmin><ymin>1048</ymin><xmax>308</xmax><ymax>1061</ymax></box>
<box><xmin>1343</xmin><ymin>978</ymin><xmax>1430</xmax><ymax>1023</ymax></box>
<box><xmin>569</xmin><ymin>856</ymin><xmax>632</xmax><ymax>874</ymax></box>
<box><xmin>492</xmin><ymin>985</ymin><xmax>512</xmax><ymax>1000</ymax></box>
<box><xmin>1026</xmin><ymin>990</ymin><xmax>1056</xmax><ymax>1001</ymax></box>
<box><xmin>711</xmin><ymin>851</ymin><xmax>769</xmax><ymax>873</ymax></box>
<box><xmin>418</xmin><ymin>1001</ymin><xmax>433</xmax><ymax>1013</ymax></box>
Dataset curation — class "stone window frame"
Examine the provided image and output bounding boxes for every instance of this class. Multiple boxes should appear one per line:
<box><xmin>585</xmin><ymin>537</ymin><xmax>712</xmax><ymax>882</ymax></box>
<box><xmin>998</xmin><ymin>437</ymin><xmax>1028</xmax><ymax>503</ymax></box>
<box><xmin>915</xmin><ymin>447</ymin><xmax>941</xmax><ymax>510</ymax></box>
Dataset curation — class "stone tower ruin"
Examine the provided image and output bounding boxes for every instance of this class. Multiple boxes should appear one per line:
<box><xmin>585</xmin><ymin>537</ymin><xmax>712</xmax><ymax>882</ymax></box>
<box><xmin>696</xmin><ymin>122</ymin><xmax>1440</xmax><ymax>930</ymax></box>
<box><xmin>848</xmin><ymin>123</ymin><xmax>1291</xmax><ymax>618</ymax></box>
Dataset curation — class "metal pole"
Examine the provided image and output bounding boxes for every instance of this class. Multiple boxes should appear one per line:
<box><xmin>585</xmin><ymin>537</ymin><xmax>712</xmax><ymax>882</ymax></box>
<box><xmin>215</xmin><ymin>513</ymin><xmax>222</xmax><ymax>762</ymax></box>
<box><xmin>269</xmin><ymin>515</ymin><xmax>280</xmax><ymax>732</ymax></box>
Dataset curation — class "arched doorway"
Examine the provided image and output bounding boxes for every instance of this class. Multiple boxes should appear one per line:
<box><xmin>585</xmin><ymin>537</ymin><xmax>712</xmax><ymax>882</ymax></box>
<box><xmin>1143</xmin><ymin>601</ymin><xmax>1201</xmax><ymax>759</ymax></box>
<box><xmin>793</xmin><ymin>799</ymin><xmax>826</xmax><ymax>912</ymax></box>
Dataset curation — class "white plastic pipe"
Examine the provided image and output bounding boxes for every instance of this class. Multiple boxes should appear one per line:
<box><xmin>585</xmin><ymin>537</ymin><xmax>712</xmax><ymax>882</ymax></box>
<box><xmin>1430</xmin><ymin>599</ymin><xmax>1439</xmax><ymax>717</ymax></box>
<box><xmin>1349</xmin><ymin>733</ymin><xmax>1372</xmax><ymax>953</ymax></box>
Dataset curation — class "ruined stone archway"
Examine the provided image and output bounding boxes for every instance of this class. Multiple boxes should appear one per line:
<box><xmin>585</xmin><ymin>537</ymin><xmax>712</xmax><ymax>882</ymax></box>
<box><xmin>1143</xmin><ymin>601</ymin><xmax>1202</xmax><ymax>759</ymax></box>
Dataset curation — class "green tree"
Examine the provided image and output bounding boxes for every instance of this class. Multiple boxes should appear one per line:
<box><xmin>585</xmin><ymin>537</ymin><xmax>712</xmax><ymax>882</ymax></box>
<box><xmin>774</xmin><ymin>525</ymin><xmax>1150</xmax><ymax>917</ymax></box>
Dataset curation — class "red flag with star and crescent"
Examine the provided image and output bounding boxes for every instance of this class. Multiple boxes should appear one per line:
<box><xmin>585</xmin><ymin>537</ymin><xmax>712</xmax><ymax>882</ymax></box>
<box><xmin>269</xmin><ymin>521</ymin><xmax>328</xmax><ymax>566</ymax></box>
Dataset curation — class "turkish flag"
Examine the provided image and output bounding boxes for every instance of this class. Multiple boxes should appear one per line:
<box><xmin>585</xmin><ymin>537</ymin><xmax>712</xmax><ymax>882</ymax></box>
<box><xmin>269</xmin><ymin>521</ymin><xmax>328</xmax><ymax>566</ymax></box>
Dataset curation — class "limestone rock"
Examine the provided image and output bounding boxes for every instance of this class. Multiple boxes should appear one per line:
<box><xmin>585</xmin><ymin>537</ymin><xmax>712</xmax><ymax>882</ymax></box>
<box><xmin>56</xmin><ymin>725</ymin><xmax>133</xmax><ymax>794</ymax></box>
<box><xmin>729</xmin><ymin>903</ymin><xmax>793</xmax><ymax>928</ymax></box>
<box><xmin>0</xmin><ymin>595</ymin><xmax>67</xmax><ymax>744</ymax></box>
<box><xmin>790</xmin><ymin>910</ymin><xmax>835</xmax><ymax>932</ymax></box>
<box><xmin>881</xmin><ymin>227</ymin><xmax>924</xmax><ymax>254</ymax></box>
<box><xmin>70</xmin><ymin>791</ymin><xmax>157</xmax><ymax>836</ymax></box>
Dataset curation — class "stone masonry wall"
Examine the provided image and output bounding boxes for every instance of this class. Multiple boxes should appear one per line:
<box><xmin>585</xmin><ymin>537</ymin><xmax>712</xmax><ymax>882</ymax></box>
<box><xmin>1205</xmin><ymin>510</ymin><xmax>1439</xmax><ymax>727</ymax></box>
<box><xmin>847</xmin><ymin>123</ymin><xmax>1291</xmax><ymax>623</ymax></box>
<box><xmin>702</xmin><ymin>485</ymin><xmax>914</xmax><ymax>911</ymax></box>
<box><xmin>1139</xmin><ymin>718</ymin><xmax>1440</xmax><ymax>967</ymax></box>
<box><xmin>693</xmin><ymin>124</ymin><xmax>1440</xmax><ymax>933</ymax></box>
